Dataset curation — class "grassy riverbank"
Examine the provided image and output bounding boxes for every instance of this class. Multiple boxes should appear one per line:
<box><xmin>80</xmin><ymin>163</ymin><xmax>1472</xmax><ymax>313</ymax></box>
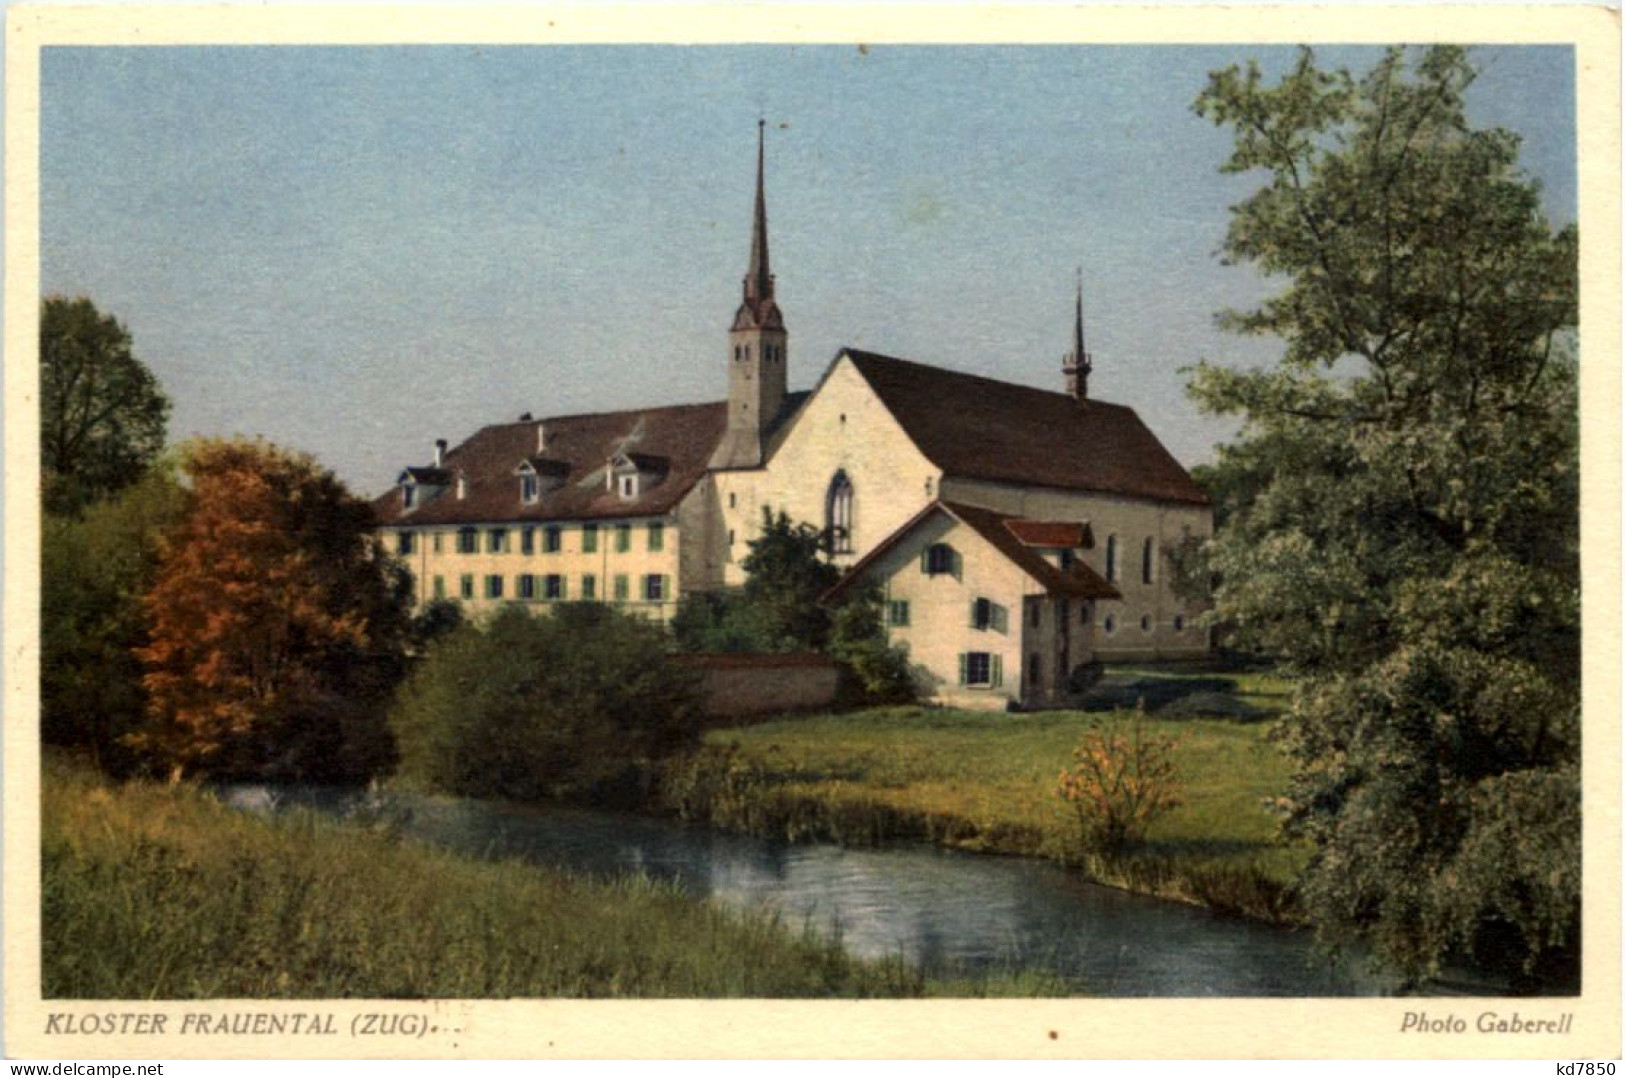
<box><xmin>659</xmin><ymin>668</ymin><xmax>1305</xmax><ymax>922</ymax></box>
<box><xmin>42</xmin><ymin>757</ymin><xmax>1059</xmax><ymax>998</ymax></box>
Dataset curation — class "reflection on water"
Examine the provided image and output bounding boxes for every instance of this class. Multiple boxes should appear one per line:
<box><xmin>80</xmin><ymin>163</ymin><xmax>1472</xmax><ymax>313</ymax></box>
<box><xmin>219</xmin><ymin>784</ymin><xmax>1390</xmax><ymax>997</ymax></box>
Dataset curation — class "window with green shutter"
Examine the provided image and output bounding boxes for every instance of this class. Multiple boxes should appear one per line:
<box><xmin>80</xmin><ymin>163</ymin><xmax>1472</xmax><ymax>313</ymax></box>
<box><xmin>432</xmin><ymin>575</ymin><xmax>446</xmax><ymax>600</ymax></box>
<box><xmin>616</xmin><ymin>524</ymin><xmax>632</xmax><ymax>553</ymax></box>
<box><xmin>613</xmin><ymin>574</ymin><xmax>629</xmax><ymax>601</ymax></box>
<box><xmin>581</xmin><ymin>574</ymin><xmax>597</xmax><ymax>601</ymax></box>
<box><xmin>648</xmin><ymin>522</ymin><xmax>665</xmax><ymax>552</ymax></box>
<box><xmin>543</xmin><ymin>525</ymin><xmax>561</xmax><ymax>553</ymax></box>
<box><xmin>962</xmin><ymin>652</ymin><xmax>994</xmax><ymax>687</ymax></box>
<box><xmin>459</xmin><ymin>574</ymin><xmax>474</xmax><ymax>599</ymax></box>
<box><xmin>886</xmin><ymin>599</ymin><xmax>910</xmax><ymax>627</ymax></box>
<box><xmin>545</xmin><ymin>574</ymin><xmax>565</xmax><ymax>600</ymax></box>
<box><xmin>582</xmin><ymin>524</ymin><xmax>598</xmax><ymax>553</ymax></box>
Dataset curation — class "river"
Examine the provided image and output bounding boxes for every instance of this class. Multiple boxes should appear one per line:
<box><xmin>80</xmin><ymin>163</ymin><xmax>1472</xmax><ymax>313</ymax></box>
<box><xmin>220</xmin><ymin>784</ymin><xmax>1395</xmax><ymax>997</ymax></box>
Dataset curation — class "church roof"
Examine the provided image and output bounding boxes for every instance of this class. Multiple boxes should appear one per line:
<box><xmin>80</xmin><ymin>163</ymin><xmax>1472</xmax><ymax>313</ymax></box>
<box><xmin>842</xmin><ymin>349</ymin><xmax>1210</xmax><ymax>506</ymax></box>
<box><xmin>375</xmin><ymin>401</ymin><xmax>728</xmax><ymax>527</ymax></box>
<box><xmin>823</xmin><ymin>499</ymin><xmax>1121</xmax><ymax>603</ymax></box>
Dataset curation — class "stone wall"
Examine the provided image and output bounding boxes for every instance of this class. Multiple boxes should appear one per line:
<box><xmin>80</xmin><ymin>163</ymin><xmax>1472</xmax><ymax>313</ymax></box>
<box><xmin>674</xmin><ymin>653</ymin><xmax>842</xmax><ymax>720</ymax></box>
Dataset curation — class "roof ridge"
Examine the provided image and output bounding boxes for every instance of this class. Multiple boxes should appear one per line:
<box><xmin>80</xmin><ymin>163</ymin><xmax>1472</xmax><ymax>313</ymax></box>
<box><xmin>480</xmin><ymin>399</ymin><xmax>729</xmax><ymax>431</ymax></box>
<box><xmin>843</xmin><ymin>348</ymin><xmax>1137</xmax><ymax>414</ymax></box>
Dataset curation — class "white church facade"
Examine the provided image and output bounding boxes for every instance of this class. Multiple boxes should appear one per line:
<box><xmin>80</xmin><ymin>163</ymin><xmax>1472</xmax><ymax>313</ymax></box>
<box><xmin>375</xmin><ymin>125</ymin><xmax>1213</xmax><ymax>708</ymax></box>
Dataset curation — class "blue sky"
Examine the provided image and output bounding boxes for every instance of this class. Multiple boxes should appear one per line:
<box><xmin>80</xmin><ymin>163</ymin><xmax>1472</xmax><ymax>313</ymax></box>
<box><xmin>40</xmin><ymin>45</ymin><xmax>1576</xmax><ymax>493</ymax></box>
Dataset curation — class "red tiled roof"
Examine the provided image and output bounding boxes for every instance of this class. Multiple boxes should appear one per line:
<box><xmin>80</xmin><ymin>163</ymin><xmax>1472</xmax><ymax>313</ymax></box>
<box><xmin>374</xmin><ymin>401</ymin><xmax>728</xmax><ymax>527</ymax></box>
<box><xmin>843</xmin><ymin>349</ymin><xmax>1210</xmax><ymax>505</ymax></box>
<box><xmin>823</xmin><ymin>500</ymin><xmax>1120</xmax><ymax>604</ymax></box>
<box><xmin>1005</xmin><ymin>520</ymin><xmax>1090</xmax><ymax>548</ymax></box>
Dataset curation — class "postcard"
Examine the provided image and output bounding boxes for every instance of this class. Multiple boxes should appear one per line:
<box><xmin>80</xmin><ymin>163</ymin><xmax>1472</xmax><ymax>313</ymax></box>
<box><xmin>4</xmin><ymin>3</ymin><xmax>1619</xmax><ymax>1061</ymax></box>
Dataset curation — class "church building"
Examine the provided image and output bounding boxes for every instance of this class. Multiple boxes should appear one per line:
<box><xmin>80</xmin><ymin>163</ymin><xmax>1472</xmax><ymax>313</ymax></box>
<box><xmin>374</xmin><ymin>124</ymin><xmax>1213</xmax><ymax>709</ymax></box>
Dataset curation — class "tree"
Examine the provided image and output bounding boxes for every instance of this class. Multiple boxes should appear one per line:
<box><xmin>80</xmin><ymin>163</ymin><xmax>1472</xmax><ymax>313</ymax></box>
<box><xmin>41</xmin><ymin>465</ymin><xmax>187</xmax><ymax>772</ymax></box>
<box><xmin>390</xmin><ymin>603</ymin><xmax>701</xmax><ymax>804</ymax></box>
<box><xmin>827</xmin><ymin>583</ymin><xmax>916</xmax><ymax>704</ymax></box>
<box><xmin>130</xmin><ymin>439</ymin><xmax>412</xmax><ymax>783</ymax></box>
<box><xmin>1190</xmin><ymin>46</ymin><xmax>1579</xmax><ymax>988</ymax></box>
<box><xmin>40</xmin><ymin>297</ymin><xmax>170</xmax><ymax>515</ymax></box>
<box><xmin>1056</xmin><ymin>716</ymin><xmax>1183</xmax><ymax>855</ymax></box>
<box><xmin>738</xmin><ymin>508</ymin><xmax>842</xmax><ymax>651</ymax></box>
<box><xmin>674</xmin><ymin>509</ymin><xmax>841</xmax><ymax>654</ymax></box>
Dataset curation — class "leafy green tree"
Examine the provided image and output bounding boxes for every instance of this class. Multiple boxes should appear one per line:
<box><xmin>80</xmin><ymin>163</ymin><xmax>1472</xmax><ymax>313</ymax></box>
<box><xmin>131</xmin><ymin>439</ymin><xmax>412</xmax><ymax>783</ymax></box>
<box><xmin>827</xmin><ymin>584</ymin><xmax>915</xmax><ymax>704</ymax></box>
<box><xmin>738</xmin><ymin>508</ymin><xmax>841</xmax><ymax>651</ymax></box>
<box><xmin>390</xmin><ymin>603</ymin><xmax>701</xmax><ymax>803</ymax></box>
<box><xmin>40</xmin><ymin>297</ymin><xmax>171</xmax><ymax>515</ymax></box>
<box><xmin>1190</xmin><ymin>46</ymin><xmax>1579</xmax><ymax>989</ymax></box>
<box><xmin>41</xmin><ymin>465</ymin><xmax>187</xmax><ymax>772</ymax></box>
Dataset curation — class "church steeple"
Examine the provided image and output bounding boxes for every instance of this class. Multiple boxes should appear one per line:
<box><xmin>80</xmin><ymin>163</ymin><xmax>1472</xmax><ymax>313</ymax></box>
<box><xmin>1063</xmin><ymin>271</ymin><xmax>1092</xmax><ymax>401</ymax></box>
<box><xmin>735</xmin><ymin>119</ymin><xmax>783</xmax><ymax>331</ymax></box>
<box><xmin>712</xmin><ymin>121</ymin><xmax>790</xmax><ymax>470</ymax></box>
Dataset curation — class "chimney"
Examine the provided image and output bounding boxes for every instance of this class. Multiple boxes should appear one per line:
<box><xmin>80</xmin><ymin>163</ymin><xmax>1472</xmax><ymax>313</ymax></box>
<box><xmin>536</xmin><ymin>423</ymin><xmax>547</xmax><ymax>453</ymax></box>
<box><xmin>434</xmin><ymin>439</ymin><xmax>447</xmax><ymax>467</ymax></box>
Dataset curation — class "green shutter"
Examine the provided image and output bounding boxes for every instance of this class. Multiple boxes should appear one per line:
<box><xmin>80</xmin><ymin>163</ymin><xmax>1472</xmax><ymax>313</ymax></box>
<box><xmin>991</xmin><ymin>654</ymin><xmax>1003</xmax><ymax>688</ymax></box>
<box><xmin>559</xmin><ymin>576</ymin><xmax>568</xmax><ymax>600</ymax></box>
<box><xmin>958</xmin><ymin>653</ymin><xmax>968</xmax><ymax>686</ymax></box>
<box><xmin>992</xmin><ymin>604</ymin><xmax>1008</xmax><ymax>635</ymax></box>
<box><xmin>969</xmin><ymin>600</ymin><xmax>979</xmax><ymax>629</ymax></box>
<box><xmin>921</xmin><ymin>548</ymin><xmax>930</xmax><ymax>574</ymax></box>
<box><xmin>662</xmin><ymin>574</ymin><xmax>672</xmax><ymax>601</ymax></box>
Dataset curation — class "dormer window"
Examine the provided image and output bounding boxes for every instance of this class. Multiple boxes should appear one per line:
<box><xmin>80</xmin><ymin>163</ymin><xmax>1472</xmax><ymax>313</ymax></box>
<box><xmin>402</xmin><ymin>485</ymin><xmax>417</xmax><ymax>510</ymax></box>
<box><xmin>456</xmin><ymin>473</ymin><xmax>467</xmax><ymax>500</ymax></box>
<box><xmin>619</xmin><ymin>474</ymin><xmax>639</xmax><ymax>499</ymax></box>
<box><xmin>521</xmin><ymin>474</ymin><xmax>539</xmax><ymax>503</ymax></box>
<box><xmin>607</xmin><ymin>452</ymin><xmax>668</xmax><ymax>502</ymax></box>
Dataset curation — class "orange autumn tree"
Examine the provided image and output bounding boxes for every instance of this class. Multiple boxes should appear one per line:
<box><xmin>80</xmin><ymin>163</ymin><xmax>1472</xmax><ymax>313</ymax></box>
<box><xmin>1056</xmin><ymin>715</ymin><xmax>1183</xmax><ymax>855</ymax></box>
<box><xmin>131</xmin><ymin>439</ymin><xmax>411</xmax><ymax>783</ymax></box>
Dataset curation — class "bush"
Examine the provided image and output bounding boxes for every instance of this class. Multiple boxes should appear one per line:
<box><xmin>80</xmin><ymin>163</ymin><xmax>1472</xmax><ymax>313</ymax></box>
<box><xmin>827</xmin><ymin>585</ymin><xmax>915</xmax><ymax>705</ymax></box>
<box><xmin>1056</xmin><ymin>716</ymin><xmax>1182</xmax><ymax>855</ymax></box>
<box><xmin>390</xmin><ymin>603</ymin><xmax>702</xmax><ymax>804</ymax></box>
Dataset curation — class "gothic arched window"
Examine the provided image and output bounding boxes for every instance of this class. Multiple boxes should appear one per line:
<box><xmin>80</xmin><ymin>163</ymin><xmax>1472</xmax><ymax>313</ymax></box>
<box><xmin>826</xmin><ymin>470</ymin><xmax>854</xmax><ymax>553</ymax></box>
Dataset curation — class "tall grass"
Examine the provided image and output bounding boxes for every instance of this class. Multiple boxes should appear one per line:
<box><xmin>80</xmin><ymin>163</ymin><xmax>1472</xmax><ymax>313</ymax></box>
<box><xmin>45</xmin><ymin>756</ymin><xmax>1039</xmax><ymax>998</ymax></box>
<box><xmin>657</xmin><ymin>694</ymin><xmax>1306</xmax><ymax>923</ymax></box>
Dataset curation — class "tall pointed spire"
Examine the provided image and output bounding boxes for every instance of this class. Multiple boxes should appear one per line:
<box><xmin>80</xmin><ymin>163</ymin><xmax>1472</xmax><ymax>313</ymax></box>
<box><xmin>1063</xmin><ymin>269</ymin><xmax>1092</xmax><ymax>401</ymax></box>
<box><xmin>735</xmin><ymin>119</ymin><xmax>783</xmax><ymax>330</ymax></box>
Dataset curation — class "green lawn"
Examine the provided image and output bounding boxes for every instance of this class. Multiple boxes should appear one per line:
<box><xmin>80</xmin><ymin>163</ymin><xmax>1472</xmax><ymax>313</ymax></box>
<box><xmin>663</xmin><ymin>667</ymin><xmax>1306</xmax><ymax>920</ymax></box>
<box><xmin>42</xmin><ymin>756</ymin><xmax>1053</xmax><ymax>998</ymax></box>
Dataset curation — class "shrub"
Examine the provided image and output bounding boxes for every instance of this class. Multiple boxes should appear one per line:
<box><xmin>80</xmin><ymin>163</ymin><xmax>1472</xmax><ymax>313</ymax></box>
<box><xmin>1056</xmin><ymin>716</ymin><xmax>1182</xmax><ymax>855</ymax></box>
<box><xmin>827</xmin><ymin>585</ymin><xmax>915</xmax><ymax>705</ymax></box>
<box><xmin>390</xmin><ymin>603</ymin><xmax>702</xmax><ymax>804</ymax></box>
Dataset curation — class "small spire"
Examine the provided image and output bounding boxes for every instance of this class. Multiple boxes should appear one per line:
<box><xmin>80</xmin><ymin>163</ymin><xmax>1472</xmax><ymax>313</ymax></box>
<box><xmin>1064</xmin><ymin>269</ymin><xmax>1092</xmax><ymax>401</ymax></box>
<box><xmin>734</xmin><ymin>119</ymin><xmax>783</xmax><ymax>332</ymax></box>
<box><xmin>744</xmin><ymin>118</ymin><xmax>772</xmax><ymax>305</ymax></box>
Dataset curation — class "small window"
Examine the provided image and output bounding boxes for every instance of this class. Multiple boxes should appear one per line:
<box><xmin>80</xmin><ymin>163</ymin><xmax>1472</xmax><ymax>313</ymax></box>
<box><xmin>619</xmin><ymin>475</ymin><xmax>637</xmax><ymax>499</ymax></box>
<box><xmin>1105</xmin><ymin>535</ymin><xmax>1118</xmax><ymax>582</ymax></box>
<box><xmin>971</xmin><ymin>598</ymin><xmax>1008</xmax><ymax>634</ymax></box>
<box><xmin>459</xmin><ymin>574</ymin><xmax>474</xmax><ymax>600</ymax></box>
<box><xmin>1174</xmin><ymin>614</ymin><xmax>1186</xmax><ymax>632</ymax></box>
<box><xmin>643</xmin><ymin>574</ymin><xmax>668</xmax><ymax>602</ymax></box>
<box><xmin>961</xmin><ymin>652</ymin><xmax>1000</xmax><ymax>688</ymax></box>
<box><xmin>616</xmin><ymin>523</ymin><xmax>632</xmax><ymax>553</ymax></box>
<box><xmin>485</xmin><ymin>575</ymin><xmax>504</xmax><ymax>599</ymax></box>
<box><xmin>1030</xmin><ymin>602</ymin><xmax>1041</xmax><ymax>628</ymax></box>
<box><xmin>886</xmin><ymin>599</ymin><xmax>910</xmax><ymax>627</ymax></box>
<box><xmin>488</xmin><ymin>528</ymin><xmax>508</xmax><ymax>554</ymax></box>
<box><xmin>543</xmin><ymin>525</ymin><xmax>561</xmax><ymax>553</ymax></box>
<box><xmin>582</xmin><ymin>524</ymin><xmax>599</xmax><ymax>553</ymax></box>
<box><xmin>518</xmin><ymin>574</ymin><xmax>537</xmax><ymax>600</ymax></box>
<box><xmin>581</xmin><ymin>574</ymin><xmax>597</xmax><ymax>601</ymax></box>
<box><xmin>432</xmin><ymin>575</ymin><xmax>446</xmax><ymax>600</ymax></box>
<box><xmin>924</xmin><ymin>543</ymin><xmax>956</xmax><ymax>576</ymax></box>
<box><xmin>545</xmin><ymin>574</ymin><xmax>565</xmax><ymax>600</ymax></box>
<box><xmin>648</xmin><ymin>522</ymin><xmax>665</xmax><ymax>552</ymax></box>
<box><xmin>729</xmin><ymin>492</ymin><xmax>737</xmax><ymax>509</ymax></box>
<box><xmin>1141</xmin><ymin>614</ymin><xmax>1152</xmax><ymax>632</ymax></box>
<box><xmin>1028</xmin><ymin>654</ymin><xmax>1042</xmax><ymax>685</ymax></box>
<box><xmin>397</xmin><ymin>531</ymin><xmax>415</xmax><ymax>556</ymax></box>
<box><xmin>613</xmin><ymin>574</ymin><xmax>629</xmax><ymax>601</ymax></box>
<box><xmin>457</xmin><ymin>528</ymin><xmax>478</xmax><ymax>555</ymax></box>
<box><xmin>1103</xmin><ymin>614</ymin><xmax>1116</xmax><ymax>635</ymax></box>
<box><xmin>1059</xmin><ymin>548</ymin><xmax>1075</xmax><ymax>570</ymax></box>
<box><xmin>1142</xmin><ymin>537</ymin><xmax>1155</xmax><ymax>585</ymax></box>
<box><xmin>728</xmin><ymin>529</ymin><xmax>736</xmax><ymax>546</ymax></box>
<box><xmin>432</xmin><ymin>532</ymin><xmax>443</xmax><ymax>554</ymax></box>
<box><xmin>521</xmin><ymin>527</ymin><xmax>535</xmax><ymax>555</ymax></box>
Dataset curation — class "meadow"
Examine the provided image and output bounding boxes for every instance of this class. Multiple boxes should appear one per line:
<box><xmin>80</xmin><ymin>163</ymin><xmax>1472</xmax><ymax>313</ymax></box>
<box><xmin>659</xmin><ymin>667</ymin><xmax>1306</xmax><ymax>922</ymax></box>
<box><xmin>41</xmin><ymin>756</ymin><xmax>1062</xmax><ymax>998</ymax></box>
